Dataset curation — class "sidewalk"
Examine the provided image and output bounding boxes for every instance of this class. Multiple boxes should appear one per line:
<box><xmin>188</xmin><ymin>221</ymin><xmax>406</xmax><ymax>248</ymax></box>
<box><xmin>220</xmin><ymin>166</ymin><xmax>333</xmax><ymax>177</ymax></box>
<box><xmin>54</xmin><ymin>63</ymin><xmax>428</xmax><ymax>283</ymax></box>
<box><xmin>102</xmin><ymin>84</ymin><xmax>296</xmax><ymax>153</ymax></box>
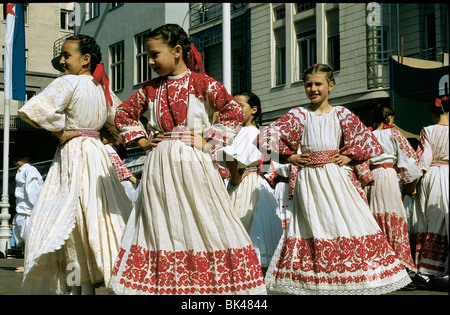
<box><xmin>1</xmin><ymin>257</ymin><xmax>447</xmax><ymax>295</ymax></box>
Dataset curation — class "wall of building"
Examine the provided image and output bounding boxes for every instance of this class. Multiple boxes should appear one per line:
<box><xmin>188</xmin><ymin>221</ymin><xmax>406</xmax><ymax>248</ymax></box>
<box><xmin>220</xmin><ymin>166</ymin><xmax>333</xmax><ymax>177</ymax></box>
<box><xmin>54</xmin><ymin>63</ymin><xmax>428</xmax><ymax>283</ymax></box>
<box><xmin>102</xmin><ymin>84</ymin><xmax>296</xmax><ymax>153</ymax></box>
<box><xmin>74</xmin><ymin>3</ymin><xmax>189</xmax><ymax>102</ymax></box>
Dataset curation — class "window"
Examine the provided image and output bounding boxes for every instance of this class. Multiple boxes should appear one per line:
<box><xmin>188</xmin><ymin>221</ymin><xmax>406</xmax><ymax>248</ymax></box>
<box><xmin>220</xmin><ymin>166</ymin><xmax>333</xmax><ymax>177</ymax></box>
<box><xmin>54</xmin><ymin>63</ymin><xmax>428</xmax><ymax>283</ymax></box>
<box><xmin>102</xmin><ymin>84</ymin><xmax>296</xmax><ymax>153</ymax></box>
<box><xmin>295</xmin><ymin>18</ymin><xmax>316</xmax><ymax>79</ymax></box>
<box><xmin>274</xmin><ymin>5</ymin><xmax>285</xmax><ymax>21</ymax></box>
<box><xmin>110</xmin><ymin>3</ymin><xmax>123</xmax><ymax>9</ymax></box>
<box><xmin>135</xmin><ymin>30</ymin><xmax>152</xmax><ymax>84</ymax></box>
<box><xmin>110</xmin><ymin>41</ymin><xmax>124</xmax><ymax>91</ymax></box>
<box><xmin>60</xmin><ymin>9</ymin><xmax>74</xmax><ymax>31</ymax></box>
<box><xmin>274</xmin><ymin>27</ymin><xmax>286</xmax><ymax>86</ymax></box>
<box><xmin>327</xmin><ymin>9</ymin><xmax>340</xmax><ymax>71</ymax></box>
<box><xmin>86</xmin><ymin>3</ymin><xmax>100</xmax><ymax>20</ymax></box>
<box><xmin>295</xmin><ymin>3</ymin><xmax>316</xmax><ymax>14</ymax></box>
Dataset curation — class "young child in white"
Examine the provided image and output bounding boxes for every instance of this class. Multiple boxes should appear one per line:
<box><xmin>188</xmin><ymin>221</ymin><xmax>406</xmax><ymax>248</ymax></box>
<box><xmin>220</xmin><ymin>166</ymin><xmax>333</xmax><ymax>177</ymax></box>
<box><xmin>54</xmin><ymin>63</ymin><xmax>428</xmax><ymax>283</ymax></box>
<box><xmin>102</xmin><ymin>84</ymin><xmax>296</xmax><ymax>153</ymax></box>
<box><xmin>411</xmin><ymin>96</ymin><xmax>449</xmax><ymax>288</ymax></box>
<box><xmin>365</xmin><ymin>104</ymin><xmax>422</xmax><ymax>273</ymax></box>
<box><xmin>12</xmin><ymin>156</ymin><xmax>44</xmax><ymax>273</ymax></box>
<box><xmin>217</xmin><ymin>91</ymin><xmax>282</xmax><ymax>273</ymax></box>
<box><xmin>18</xmin><ymin>35</ymin><xmax>132</xmax><ymax>295</ymax></box>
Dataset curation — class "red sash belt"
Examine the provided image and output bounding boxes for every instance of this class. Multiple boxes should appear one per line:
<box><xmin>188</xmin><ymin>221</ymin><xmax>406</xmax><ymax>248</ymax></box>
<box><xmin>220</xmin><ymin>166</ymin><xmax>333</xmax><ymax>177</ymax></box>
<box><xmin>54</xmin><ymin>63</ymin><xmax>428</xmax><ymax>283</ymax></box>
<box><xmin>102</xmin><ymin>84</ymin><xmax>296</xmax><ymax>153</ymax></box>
<box><xmin>65</xmin><ymin>128</ymin><xmax>100</xmax><ymax>139</ymax></box>
<box><xmin>430</xmin><ymin>161</ymin><xmax>449</xmax><ymax>166</ymax></box>
<box><xmin>370</xmin><ymin>162</ymin><xmax>394</xmax><ymax>170</ymax></box>
<box><xmin>306</xmin><ymin>150</ymin><xmax>338</xmax><ymax>168</ymax></box>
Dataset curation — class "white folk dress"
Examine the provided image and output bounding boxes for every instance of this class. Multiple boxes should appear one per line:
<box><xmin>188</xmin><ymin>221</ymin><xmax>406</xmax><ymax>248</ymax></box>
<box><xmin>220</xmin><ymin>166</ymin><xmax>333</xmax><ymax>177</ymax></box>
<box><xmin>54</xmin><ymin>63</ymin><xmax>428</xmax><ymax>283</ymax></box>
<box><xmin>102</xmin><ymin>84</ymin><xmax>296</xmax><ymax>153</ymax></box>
<box><xmin>256</xmin><ymin>106</ymin><xmax>412</xmax><ymax>295</ymax></box>
<box><xmin>18</xmin><ymin>74</ymin><xmax>132</xmax><ymax>294</ymax></box>
<box><xmin>265</xmin><ymin>160</ymin><xmax>294</xmax><ymax>232</ymax></box>
<box><xmin>217</xmin><ymin>126</ymin><xmax>283</xmax><ymax>267</ymax></box>
<box><xmin>13</xmin><ymin>163</ymin><xmax>44</xmax><ymax>246</ymax></box>
<box><xmin>110</xmin><ymin>70</ymin><xmax>266</xmax><ymax>295</ymax></box>
<box><xmin>365</xmin><ymin>126</ymin><xmax>422</xmax><ymax>271</ymax></box>
<box><xmin>412</xmin><ymin>124</ymin><xmax>449</xmax><ymax>276</ymax></box>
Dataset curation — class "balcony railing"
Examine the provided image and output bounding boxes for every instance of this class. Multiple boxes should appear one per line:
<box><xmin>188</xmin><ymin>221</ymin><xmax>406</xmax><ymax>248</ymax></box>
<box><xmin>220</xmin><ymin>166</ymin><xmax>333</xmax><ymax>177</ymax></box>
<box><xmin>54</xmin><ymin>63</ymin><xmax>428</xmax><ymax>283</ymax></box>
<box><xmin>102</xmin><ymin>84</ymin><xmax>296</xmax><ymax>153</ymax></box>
<box><xmin>189</xmin><ymin>3</ymin><xmax>246</xmax><ymax>28</ymax></box>
<box><xmin>0</xmin><ymin>114</ymin><xmax>36</xmax><ymax>130</ymax></box>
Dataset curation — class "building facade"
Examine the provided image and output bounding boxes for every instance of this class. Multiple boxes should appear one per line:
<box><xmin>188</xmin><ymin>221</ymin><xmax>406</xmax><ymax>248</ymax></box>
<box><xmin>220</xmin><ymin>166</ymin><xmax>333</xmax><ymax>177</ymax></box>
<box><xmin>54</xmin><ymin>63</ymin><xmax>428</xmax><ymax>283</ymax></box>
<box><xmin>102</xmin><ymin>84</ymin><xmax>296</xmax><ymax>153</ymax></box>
<box><xmin>72</xmin><ymin>2</ymin><xmax>189</xmax><ymax>103</ymax></box>
<box><xmin>189</xmin><ymin>3</ymin><xmax>449</xmax><ymax>134</ymax></box>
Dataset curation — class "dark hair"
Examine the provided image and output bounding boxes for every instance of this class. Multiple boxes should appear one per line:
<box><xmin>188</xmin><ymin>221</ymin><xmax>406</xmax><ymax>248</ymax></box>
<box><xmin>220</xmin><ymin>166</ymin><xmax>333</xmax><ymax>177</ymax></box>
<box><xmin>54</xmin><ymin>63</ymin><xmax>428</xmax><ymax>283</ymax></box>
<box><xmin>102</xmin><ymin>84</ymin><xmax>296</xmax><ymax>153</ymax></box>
<box><xmin>65</xmin><ymin>35</ymin><xmax>102</xmax><ymax>73</ymax></box>
<box><xmin>372</xmin><ymin>103</ymin><xmax>394</xmax><ymax>125</ymax></box>
<box><xmin>301</xmin><ymin>64</ymin><xmax>335</xmax><ymax>84</ymax></box>
<box><xmin>235</xmin><ymin>91</ymin><xmax>263</xmax><ymax>126</ymax></box>
<box><xmin>429</xmin><ymin>95</ymin><xmax>449</xmax><ymax>116</ymax></box>
<box><xmin>146</xmin><ymin>24</ymin><xmax>191</xmax><ymax>65</ymax></box>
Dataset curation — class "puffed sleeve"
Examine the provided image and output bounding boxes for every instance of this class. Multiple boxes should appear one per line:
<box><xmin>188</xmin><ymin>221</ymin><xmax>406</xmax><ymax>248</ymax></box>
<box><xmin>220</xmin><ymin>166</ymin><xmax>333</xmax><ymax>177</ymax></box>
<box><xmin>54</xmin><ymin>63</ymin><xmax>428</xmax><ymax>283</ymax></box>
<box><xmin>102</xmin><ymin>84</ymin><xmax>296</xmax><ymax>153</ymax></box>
<box><xmin>115</xmin><ymin>85</ymin><xmax>150</xmax><ymax>148</ymax></box>
<box><xmin>416</xmin><ymin>128</ymin><xmax>432</xmax><ymax>172</ymax></box>
<box><xmin>18</xmin><ymin>76</ymin><xmax>74</xmax><ymax>132</ymax></box>
<box><xmin>337</xmin><ymin>106</ymin><xmax>383</xmax><ymax>160</ymax></box>
<box><xmin>391</xmin><ymin>128</ymin><xmax>422</xmax><ymax>184</ymax></box>
<box><xmin>192</xmin><ymin>74</ymin><xmax>244</xmax><ymax>152</ymax></box>
<box><xmin>254</xmin><ymin>107</ymin><xmax>305</xmax><ymax>163</ymax></box>
<box><xmin>24</xmin><ymin>166</ymin><xmax>43</xmax><ymax>207</ymax></box>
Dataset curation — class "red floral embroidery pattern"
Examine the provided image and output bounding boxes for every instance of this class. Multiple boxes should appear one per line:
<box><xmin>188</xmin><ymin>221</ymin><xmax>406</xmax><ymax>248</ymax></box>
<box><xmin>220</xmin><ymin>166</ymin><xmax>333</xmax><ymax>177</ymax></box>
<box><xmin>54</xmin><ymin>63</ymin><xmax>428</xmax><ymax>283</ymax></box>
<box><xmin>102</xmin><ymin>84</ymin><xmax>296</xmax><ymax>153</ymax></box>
<box><xmin>113</xmin><ymin>245</ymin><xmax>265</xmax><ymax>294</ymax></box>
<box><xmin>390</xmin><ymin>128</ymin><xmax>422</xmax><ymax>184</ymax></box>
<box><xmin>109</xmin><ymin>151</ymin><xmax>133</xmax><ymax>181</ymax></box>
<box><xmin>373</xmin><ymin>212</ymin><xmax>416</xmax><ymax>270</ymax></box>
<box><xmin>413</xmin><ymin>232</ymin><xmax>449</xmax><ymax>272</ymax></box>
<box><xmin>272</xmin><ymin>232</ymin><xmax>406</xmax><ymax>284</ymax></box>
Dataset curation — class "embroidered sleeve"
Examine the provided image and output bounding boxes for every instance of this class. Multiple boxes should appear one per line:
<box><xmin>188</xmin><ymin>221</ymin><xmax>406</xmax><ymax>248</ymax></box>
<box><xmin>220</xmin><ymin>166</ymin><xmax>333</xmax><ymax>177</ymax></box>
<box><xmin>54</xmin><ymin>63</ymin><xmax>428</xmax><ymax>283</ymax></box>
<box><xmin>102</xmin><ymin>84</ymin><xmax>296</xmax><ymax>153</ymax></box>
<box><xmin>337</xmin><ymin>107</ymin><xmax>383</xmax><ymax>160</ymax></box>
<box><xmin>416</xmin><ymin>128</ymin><xmax>432</xmax><ymax>172</ymax></box>
<box><xmin>108</xmin><ymin>150</ymin><xmax>133</xmax><ymax>181</ymax></box>
<box><xmin>115</xmin><ymin>84</ymin><xmax>151</xmax><ymax>148</ymax></box>
<box><xmin>24</xmin><ymin>167</ymin><xmax>43</xmax><ymax>206</ymax></box>
<box><xmin>18</xmin><ymin>76</ymin><xmax>74</xmax><ymax>132</ymax></box>
<box><xmin>391</xmin><ymin>128</ymin><xmax>422</xmax><ymax>184</ymax></box>
<box><xmin>254</xmin><ymin>108</ymin><xmax>305</xmax><ymax>163</ymax></box>
<box><xmin>193</xmin><ymin>74</ymin><xmax>244</xmax><ymax>152</ymax></box>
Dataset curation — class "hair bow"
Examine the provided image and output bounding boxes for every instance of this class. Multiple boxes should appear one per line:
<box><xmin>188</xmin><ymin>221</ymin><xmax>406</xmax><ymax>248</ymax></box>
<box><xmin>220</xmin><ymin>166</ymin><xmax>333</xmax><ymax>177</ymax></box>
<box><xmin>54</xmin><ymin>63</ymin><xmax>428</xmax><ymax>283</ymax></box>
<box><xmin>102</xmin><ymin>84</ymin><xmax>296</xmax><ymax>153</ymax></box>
<box><xmin>435</xmin><ymin>95</ymin><xmax>449</xmax><ymax>107</ymax></box>
<box><xmin>187</xmin><ymin>44</ymin><xmax>206</xmax><ymax>74</ymax></box>
<box><xmin>93</xmin><ymin>63</ymin><xmax>113</xmax><ymax>106</ymax></box>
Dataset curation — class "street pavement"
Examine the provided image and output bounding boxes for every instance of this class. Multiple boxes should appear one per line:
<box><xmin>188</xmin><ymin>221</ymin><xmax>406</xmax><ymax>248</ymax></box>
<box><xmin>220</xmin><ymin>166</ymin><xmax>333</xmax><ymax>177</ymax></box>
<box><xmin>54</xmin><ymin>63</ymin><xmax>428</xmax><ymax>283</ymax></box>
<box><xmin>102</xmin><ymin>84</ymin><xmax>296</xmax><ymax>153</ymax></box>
<box><xmin>1</xmin><ymin>257</ymin><xmax>447</xmax><ymax>296</ymax></box>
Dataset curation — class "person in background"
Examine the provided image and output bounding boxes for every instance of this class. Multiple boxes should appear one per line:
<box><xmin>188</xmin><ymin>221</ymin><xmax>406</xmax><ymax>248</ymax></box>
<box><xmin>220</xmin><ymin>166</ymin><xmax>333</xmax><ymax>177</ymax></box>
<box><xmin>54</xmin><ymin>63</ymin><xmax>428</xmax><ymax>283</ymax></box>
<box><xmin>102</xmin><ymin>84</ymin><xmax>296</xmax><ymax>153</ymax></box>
<box><xmin>11</xmin><ymin>155</ymin><xmax>44</xmax><ymax>273</ymax></box>
<box><xmin>411</xmin><ymin>95</ymin><xmax>449</xmax><ymax>290</ymax></box>
<box><xmin>365</xmin><ymin>104</ymin><xmax>421</xmax><ymax>281</ymax></box>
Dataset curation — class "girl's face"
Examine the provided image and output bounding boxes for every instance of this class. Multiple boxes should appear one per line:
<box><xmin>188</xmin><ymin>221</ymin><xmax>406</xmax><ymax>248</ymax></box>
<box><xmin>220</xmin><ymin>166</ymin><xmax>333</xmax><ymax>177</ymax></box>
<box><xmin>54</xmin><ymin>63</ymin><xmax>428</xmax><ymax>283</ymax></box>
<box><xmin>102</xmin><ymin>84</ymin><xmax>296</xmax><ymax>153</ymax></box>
<box><xmin>304</xmin><ymin>73</ymin><xmax>334</xmax><ymax>105</ymax></box>
<box><xmin>146</xmin><ymin>37</ymin><xmax>184</xmax><ymax>77</ymax></box>
<box><xmin>60</xmin><ymin>40</ymin><xmax>91</xmax><ymax>75</ymax></box>
<box><xmin>235</xmin><ymin>95</ymin><xmax>257</xmax><ymax>126</ymax></box>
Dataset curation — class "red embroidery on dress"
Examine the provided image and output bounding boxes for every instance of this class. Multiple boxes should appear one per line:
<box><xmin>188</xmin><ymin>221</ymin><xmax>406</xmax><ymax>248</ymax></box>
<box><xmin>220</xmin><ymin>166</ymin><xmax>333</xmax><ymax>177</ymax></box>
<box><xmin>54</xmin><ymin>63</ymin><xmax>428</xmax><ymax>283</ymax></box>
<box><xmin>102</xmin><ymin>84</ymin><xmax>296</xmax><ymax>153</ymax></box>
<box><xmin>373</xmin><ymin>212</ymin><xmax>416</xmax><ymax>270</ymax></box>
<box><xmin>414</xmin><ymin>232</ymin><xmax>449</xmax><ymax>272</ymax></box>
<box><xmin>113</xmin><ymin>244</ymin><xmax>265</xmax><ymax>294</ymax></box>
<box><xmin>390</xmin><ymin>128</ymin><xmax>421</xmax><ymax>184</ymax></box>
<box><xmin>272</xmin><ymin>232</ymin><xmax>405</xmax><ymax>284</ymax></box>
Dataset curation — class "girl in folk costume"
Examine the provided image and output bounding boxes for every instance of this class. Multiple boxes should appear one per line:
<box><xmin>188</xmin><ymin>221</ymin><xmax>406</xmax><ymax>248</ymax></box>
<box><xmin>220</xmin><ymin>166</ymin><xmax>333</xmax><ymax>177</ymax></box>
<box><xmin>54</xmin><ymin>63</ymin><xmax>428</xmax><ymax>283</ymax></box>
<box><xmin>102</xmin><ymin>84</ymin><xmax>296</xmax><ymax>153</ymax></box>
<box><xmin>217</xmin><ymin>91</ymin><xmax>282</xmax><ymax>272</ymax></box>
<box><xmin>411</xmin><ymin>96</ymin><xmax>449</xmax><ymax>287</ymax></box>
<box><xmin>255</xmin><ymin>64</ymin><xmax>412</xmax><ymax>295</ymax></box>
<box><xmin>365</xmin><ymin>104</ymin><xmax>421</xmax><ymax>273</ymax></box>
<box><xmin>18</xmin><ymin>35</ymin><xmax>132</xmax><ymax>295</ymax></box>
<box><xmin>109</xmin><ymin>24</ymin><xmax>266</xmax><ymax>295</ymax></box>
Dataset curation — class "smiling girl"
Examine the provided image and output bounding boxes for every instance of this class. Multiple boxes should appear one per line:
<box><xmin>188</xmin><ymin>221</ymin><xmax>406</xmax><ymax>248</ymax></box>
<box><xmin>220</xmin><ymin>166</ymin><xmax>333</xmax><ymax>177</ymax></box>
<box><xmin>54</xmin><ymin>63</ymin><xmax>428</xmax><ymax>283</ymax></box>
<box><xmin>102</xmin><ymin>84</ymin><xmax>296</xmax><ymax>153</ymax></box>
<box><xmin>255</xmin><ymin>64</ymin><xmax>412</xmax><ymax>294</ymax></box>
<box><xmin>18</xmin><ymin>35</ymin><xmax>132</xmax><ymax>295</ymax></box>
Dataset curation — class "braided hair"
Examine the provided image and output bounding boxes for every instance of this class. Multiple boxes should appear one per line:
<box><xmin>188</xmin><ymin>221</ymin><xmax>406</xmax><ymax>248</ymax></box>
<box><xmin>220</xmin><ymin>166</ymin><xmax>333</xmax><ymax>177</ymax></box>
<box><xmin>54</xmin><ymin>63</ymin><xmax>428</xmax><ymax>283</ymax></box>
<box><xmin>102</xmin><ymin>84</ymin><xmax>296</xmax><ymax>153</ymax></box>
<box><xmin>146</xmin><ymin>24</ymin><xmax>191</xmax><ymax>66</ymax></box>
<box><xmin>301</xmin><ymin>64</ymin><xmax>335</xmax><ymax>84</ymax></box>
<box><xmin>429</xmin><ymin>95</ymin><xmax>449</xmax><ymax>117</ymax></box>
<box><xmin>65</xmin><ymin>35</ymin><xmax>102</xmax><ymax>73</ymax></box>
<box><xmin>235</xmin><ymin>91</ymin><xmax>263</xmax><ymax>127</ymax></box>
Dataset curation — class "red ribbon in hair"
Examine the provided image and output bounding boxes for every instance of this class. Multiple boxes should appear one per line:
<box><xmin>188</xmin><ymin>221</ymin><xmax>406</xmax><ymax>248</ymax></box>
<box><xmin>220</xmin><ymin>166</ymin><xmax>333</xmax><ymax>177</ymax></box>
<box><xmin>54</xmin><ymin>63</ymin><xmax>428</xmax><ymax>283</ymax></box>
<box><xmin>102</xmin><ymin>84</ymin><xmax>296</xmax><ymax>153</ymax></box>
<box><xmin>187</xmin><ymin>44</ymin><xmax>206</xmax><ymax>74</ymax></box>
<box><xmin>435</xmin><ymin>95</ymin><xmax>449</xmax><ymax>108</ymax></box>
<box><xmin>93</xmin><ymin>63</ymin><xmax>113</xmax><ymax>106</ymax></box>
